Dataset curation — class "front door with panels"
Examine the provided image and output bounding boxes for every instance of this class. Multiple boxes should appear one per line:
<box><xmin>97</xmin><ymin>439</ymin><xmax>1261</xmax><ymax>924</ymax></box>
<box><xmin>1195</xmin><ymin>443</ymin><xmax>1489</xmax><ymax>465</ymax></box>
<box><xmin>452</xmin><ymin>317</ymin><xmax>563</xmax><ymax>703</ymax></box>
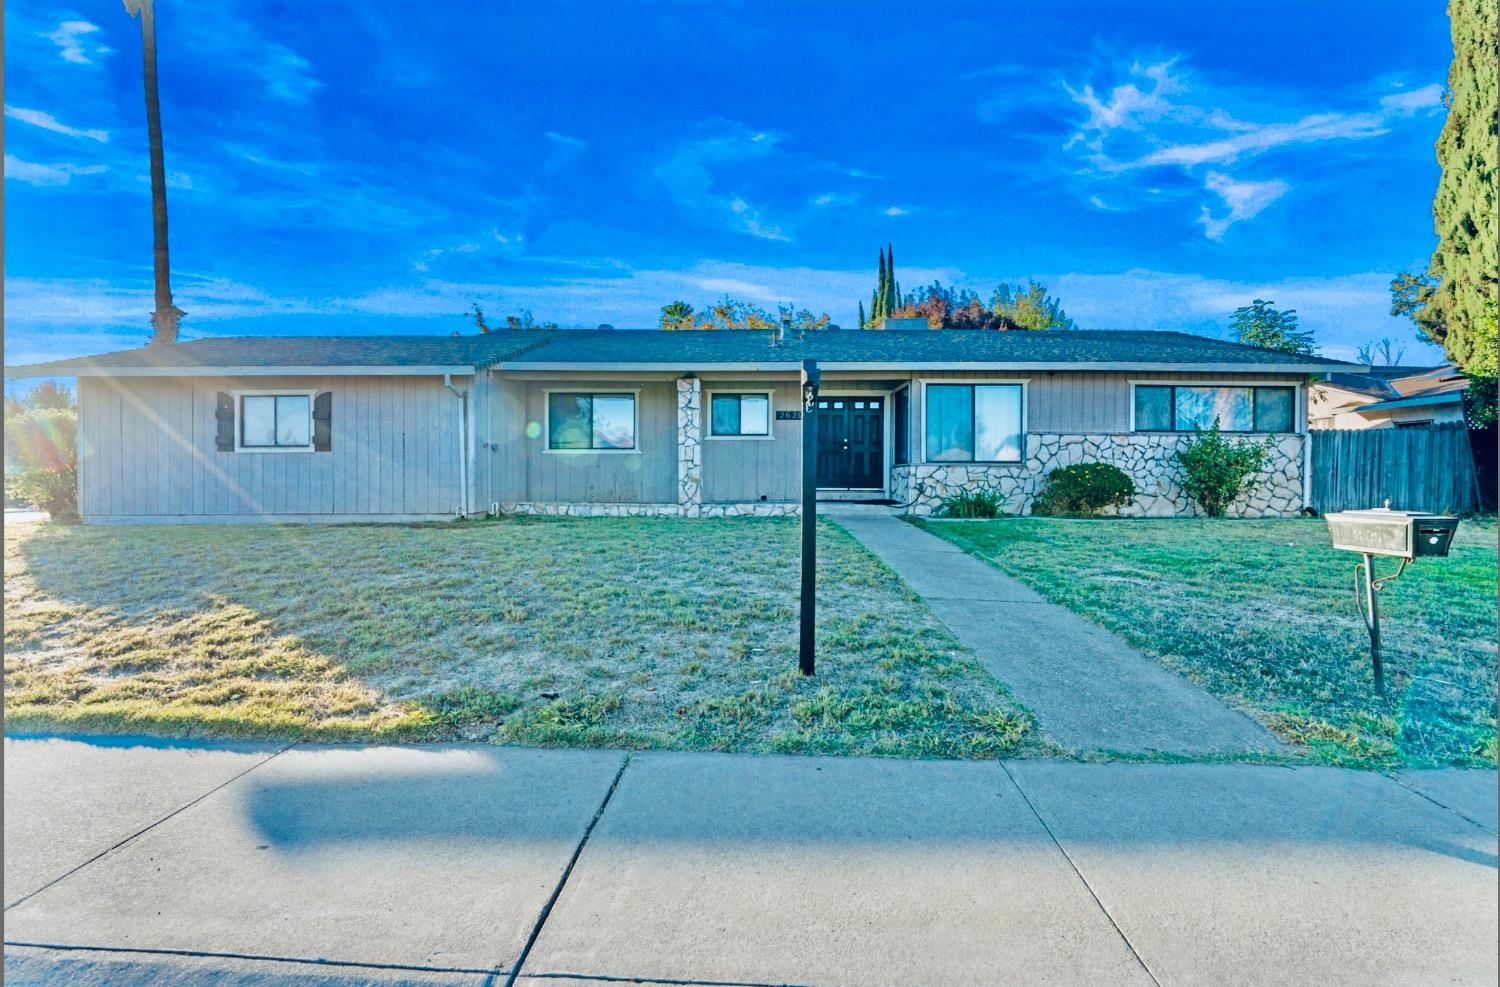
<box><xmin>815</xmin><ymin>397</ymin><xmax>884</xmax><ymax>489</ymax></box>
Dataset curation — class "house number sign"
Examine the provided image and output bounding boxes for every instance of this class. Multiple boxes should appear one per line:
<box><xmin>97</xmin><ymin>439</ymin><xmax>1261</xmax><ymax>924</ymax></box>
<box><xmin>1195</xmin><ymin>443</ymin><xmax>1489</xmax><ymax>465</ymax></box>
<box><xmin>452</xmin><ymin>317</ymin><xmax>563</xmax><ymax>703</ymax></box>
<box><xmin>776</xmin><ymin>410</ymin><xmax>801</xmax><ymax>420</ymax></box>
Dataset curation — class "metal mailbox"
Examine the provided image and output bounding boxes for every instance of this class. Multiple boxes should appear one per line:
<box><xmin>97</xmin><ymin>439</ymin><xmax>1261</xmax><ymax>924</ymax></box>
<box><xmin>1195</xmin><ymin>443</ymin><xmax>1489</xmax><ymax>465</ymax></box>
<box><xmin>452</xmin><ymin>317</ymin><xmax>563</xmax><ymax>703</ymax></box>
<box><xmin>1325</xmin><ymin>508</ymin><xmax>1459</xmax><ymax>560</ymax></box>
<box><xmin>1324</xmin><ymin>505</ymin><xmax>1460</xmax><ymax>694</ymax></box>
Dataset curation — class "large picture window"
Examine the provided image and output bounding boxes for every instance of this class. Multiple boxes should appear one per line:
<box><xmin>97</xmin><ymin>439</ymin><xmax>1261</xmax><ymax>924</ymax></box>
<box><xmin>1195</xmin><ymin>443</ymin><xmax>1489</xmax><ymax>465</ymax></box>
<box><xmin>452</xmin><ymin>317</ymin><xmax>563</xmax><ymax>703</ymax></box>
<box><xmin>1133</xmin><ymin>385</ymin><xmax>1295</xmax><ymax>433</ymax></box>
<box><xmin>709</xmin><ymin>392</ymin><xmax>771</xmax><ymax>437</ymax></box>
<box><xmin>924</xmin><ymin>383</ymin><xmax>1022</xmax><ymax>463</ymax></box>
<box><xmin>547</xmin><ymin>392</ymin><xmax>637</xmax><ymax>450</ymax></box>
<box><xmin>239</xmin><ymin>394</ymin><xmax>311</xmax><ymax>449</ymax></box>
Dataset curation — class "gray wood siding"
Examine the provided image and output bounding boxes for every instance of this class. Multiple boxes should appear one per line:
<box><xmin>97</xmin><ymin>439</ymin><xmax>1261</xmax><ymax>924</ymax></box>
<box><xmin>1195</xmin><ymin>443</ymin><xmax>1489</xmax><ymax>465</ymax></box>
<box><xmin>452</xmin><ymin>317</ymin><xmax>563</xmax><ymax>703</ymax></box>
<box><xmin>485</xmin><ymin>378</ymin><xmax>676</xmax><ymax>503</ymax></box>
<box><xmin>701</xmin><ymin>381</ymin><xmax>802</xmax><ymax>503</ymax></box>
<box><xmin>77</xmin><ymin>375</ymin><xmax>464</xmax><ymax>517</ymax></box>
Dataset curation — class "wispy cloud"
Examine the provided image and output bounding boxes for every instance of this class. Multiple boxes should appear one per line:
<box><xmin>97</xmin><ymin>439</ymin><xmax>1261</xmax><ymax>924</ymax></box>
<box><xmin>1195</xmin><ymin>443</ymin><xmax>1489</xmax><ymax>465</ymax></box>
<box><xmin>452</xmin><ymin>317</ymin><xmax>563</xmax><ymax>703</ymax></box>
<box><xmin>545</xmin><ymin>130</ymin><xmax>586</xmax><ymax>147</ymax></box>
<box><xmin>43</xmin><ymin>20</ymin><xmax>111</xmax><ymax>65</ymax></box>
<box><xmin>1058</xmin><ymin>55</ymin><xmax>1440</xmax><ymax>239</ymax></box>
<box><xmin>1199</xmin><ymin>172</ymin><xmax>1289</xmax><ymax>240</ymax></box>
<box><xmin>4</xmin><ymin>155</ymin><xmax>108</xmax><ymax>186</ymax></box>
<box><xmin>1380</xmin><ymin>83</ymin><xmax>1444</xmax><ymax>117</ymax></box>
<box><xmin>654</xmin><ymin>123</ymin><xmax>790</xmax><ymax>241</ymax></box>
<box><xmin>883</xmin><ymin>205</ymin><xmax>910</xmax><ymax>217</ymax></box>
<box><xmin>5</xmin><ymin>105</ymin><xmax>109</xmax><ymax>142</ymax></box>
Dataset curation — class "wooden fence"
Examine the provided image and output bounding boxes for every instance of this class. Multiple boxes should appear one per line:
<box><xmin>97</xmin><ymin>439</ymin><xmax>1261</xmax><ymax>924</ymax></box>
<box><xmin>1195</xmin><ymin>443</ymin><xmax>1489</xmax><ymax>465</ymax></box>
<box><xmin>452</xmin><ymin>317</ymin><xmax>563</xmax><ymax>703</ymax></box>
<box><xmin>1309</xmin><ymin>423</ymin><xmax>1483</xmax><ymax>514</ymax></box>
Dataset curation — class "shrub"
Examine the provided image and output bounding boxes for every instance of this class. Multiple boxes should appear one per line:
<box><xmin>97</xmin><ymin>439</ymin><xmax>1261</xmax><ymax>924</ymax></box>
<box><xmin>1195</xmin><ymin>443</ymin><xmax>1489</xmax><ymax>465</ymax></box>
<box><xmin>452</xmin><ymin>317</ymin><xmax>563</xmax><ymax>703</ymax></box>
<box><xmin>1031</xmin><ymin>462</ymin><xmax>1137</xmax><ymax>517</ymax></box>
<box><xmin>937</xmin><ymin>489</ymin><xmax>1006</xmax><ymax>518</ymax></box>
<box><xmin>4</xmin><ymin>405</ymin><xmax>79</xmax><ymax>520</ymax></box>
<box><xmin>1175</xmin><ymin>423</ymin><xmax>1274</xmax><ymax>518</ymax></box>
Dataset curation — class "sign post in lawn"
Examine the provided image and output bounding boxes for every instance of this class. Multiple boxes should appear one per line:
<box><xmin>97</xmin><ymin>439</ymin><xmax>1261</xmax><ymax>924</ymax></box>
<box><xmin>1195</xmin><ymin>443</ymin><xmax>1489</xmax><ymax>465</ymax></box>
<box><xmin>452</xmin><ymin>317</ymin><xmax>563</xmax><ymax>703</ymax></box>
<box><xmin>799</xmin><ymin>358</ymin><xmax>820</xmax><ymax>675</ymax></box>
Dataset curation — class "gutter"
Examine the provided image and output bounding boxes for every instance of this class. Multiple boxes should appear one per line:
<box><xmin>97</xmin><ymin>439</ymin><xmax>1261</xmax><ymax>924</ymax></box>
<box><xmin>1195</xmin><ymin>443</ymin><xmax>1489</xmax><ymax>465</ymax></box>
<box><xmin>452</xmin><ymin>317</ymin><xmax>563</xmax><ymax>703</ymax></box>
<box><xmin>493</xmin><ymin>360</ymin><xmax>1366</xmax><ymax>374</ymax></box>
<box><xmin>443</xmin><ymin>373</ymin><xmax>471</xmax><ymax>516</ymax></box>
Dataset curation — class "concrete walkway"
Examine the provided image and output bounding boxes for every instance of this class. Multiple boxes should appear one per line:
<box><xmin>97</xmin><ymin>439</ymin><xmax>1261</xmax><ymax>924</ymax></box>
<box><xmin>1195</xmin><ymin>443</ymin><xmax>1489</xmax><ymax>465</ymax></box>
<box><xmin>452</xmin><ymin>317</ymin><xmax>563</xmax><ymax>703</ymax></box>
<box><xmin>831</xmin><ymin>512</ymin><xmax>1284</xmax><ymax>756</ymax></box>
<box><xmin>4</xmin><ymin>736</ymin><xmax>1496</xmax><ymax>986</ymax></box>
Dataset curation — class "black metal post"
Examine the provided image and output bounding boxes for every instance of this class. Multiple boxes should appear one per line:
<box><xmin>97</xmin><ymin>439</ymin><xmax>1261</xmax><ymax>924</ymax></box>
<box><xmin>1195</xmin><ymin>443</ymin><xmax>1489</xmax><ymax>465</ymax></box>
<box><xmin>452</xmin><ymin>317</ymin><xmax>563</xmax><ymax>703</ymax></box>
<box><xmin>799</xmin><ymin>359</ymin><xmax>820</xmax><ymax>675</ymax></box>
<box><xmin>1362</xmin><ymin>553</ymin><xmax>1384</xmax><ymax>695</ymax></box>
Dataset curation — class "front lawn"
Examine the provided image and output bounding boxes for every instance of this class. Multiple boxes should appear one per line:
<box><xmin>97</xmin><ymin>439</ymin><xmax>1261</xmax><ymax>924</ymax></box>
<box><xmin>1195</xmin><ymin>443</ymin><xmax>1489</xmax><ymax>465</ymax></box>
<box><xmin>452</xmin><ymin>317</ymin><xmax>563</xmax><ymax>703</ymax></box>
<box><xmin>913</xmin><ymin>516</ymin><xmax>1498</xmax><ymax>768</ymax></box>
<box><xmin>4</xmin><ymin>517</ymin><xmax>1035</xmax><ymax>759</ymax></box>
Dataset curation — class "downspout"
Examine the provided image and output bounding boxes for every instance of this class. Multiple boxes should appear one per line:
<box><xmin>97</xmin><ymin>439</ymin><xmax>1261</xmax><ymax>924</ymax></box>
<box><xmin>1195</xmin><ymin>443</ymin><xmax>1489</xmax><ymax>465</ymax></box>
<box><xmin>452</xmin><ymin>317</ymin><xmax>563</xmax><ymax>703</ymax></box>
<box><xmin>444</xmin><ymin>373</ymin><xmax>470</xmax><ymax>516</ymax></box>
<box><xmin>1300</xmin><ymin>382</ymin><xmax>1312</xmax><ymax>512</ymax></box>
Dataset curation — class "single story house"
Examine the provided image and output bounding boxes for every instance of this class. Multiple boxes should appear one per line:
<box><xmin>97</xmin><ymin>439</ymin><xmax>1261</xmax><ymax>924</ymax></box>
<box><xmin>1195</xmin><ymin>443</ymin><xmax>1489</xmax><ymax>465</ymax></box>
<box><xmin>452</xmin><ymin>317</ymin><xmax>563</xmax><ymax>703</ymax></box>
<box><xmin>4</xmin><ymin>327</ymin><xmax>1360</xmax><ymax>523</ymax></box>
<box><xmin>1308</xmin><ymin>364</ymin><xmax>1468</xmax><ymax>430</ymax></box>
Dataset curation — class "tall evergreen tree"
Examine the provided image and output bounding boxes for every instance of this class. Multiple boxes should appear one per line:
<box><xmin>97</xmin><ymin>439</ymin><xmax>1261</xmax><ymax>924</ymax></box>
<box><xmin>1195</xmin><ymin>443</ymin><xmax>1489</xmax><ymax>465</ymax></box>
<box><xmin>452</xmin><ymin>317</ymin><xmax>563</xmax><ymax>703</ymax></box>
<box><xmin>857</xmin><ymin>300</ymin><xmax>866</xmax><ymax>330</ymax></box>
<box><xmin>885</xmin><ymin>243</ymin><xmax>898</xmax><ymax>314</ymax></box>
<box><xmin>1391</xmin><ymin>0</ymin><xmax>1497</xmax><ymax>380</ymax></box>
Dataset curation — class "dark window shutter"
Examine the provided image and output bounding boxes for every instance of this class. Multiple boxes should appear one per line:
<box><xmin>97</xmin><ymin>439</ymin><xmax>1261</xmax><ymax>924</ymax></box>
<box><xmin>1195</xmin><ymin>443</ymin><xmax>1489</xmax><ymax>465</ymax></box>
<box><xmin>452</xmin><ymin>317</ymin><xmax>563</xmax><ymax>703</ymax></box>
<box><xmin>313</xmin><ymin>391</ymin><xmax>332</xmax><ymax>451</ymax></box>
<box><xmin>215</xmin><ymin>392</ymin><xmax>235</xmax><ymax>451</ymax></box>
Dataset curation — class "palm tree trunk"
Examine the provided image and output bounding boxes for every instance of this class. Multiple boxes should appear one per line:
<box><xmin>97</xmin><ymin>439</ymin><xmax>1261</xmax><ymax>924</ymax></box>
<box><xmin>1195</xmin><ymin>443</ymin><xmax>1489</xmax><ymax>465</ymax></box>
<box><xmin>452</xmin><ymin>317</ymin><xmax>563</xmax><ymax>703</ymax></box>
<box><xmin>131</xmin><ymin>0</ymin><xmax>182</xmax><ymax>345</ymax></box>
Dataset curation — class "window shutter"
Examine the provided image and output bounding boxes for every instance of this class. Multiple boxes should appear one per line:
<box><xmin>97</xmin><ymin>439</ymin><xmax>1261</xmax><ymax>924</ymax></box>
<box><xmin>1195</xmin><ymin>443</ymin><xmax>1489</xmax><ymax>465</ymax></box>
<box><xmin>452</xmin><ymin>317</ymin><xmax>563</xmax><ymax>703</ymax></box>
<box><xmin>215</xmin><ymin>393</ymin><xmax>235</xmax><ymax>451</ymax></box>
<box><xmin>313</xmin><ymin>391</ymin><xmax>332</xmax><ymax>451</ymax></box>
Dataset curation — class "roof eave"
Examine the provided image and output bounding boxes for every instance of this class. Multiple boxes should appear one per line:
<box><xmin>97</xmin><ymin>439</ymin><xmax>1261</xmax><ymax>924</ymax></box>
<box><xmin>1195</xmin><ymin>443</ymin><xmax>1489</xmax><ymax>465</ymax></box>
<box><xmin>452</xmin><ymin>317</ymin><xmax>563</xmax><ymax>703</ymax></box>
<box><xmin>3</xmin><ymin>364</ymin><xmax>479</xmax><ymax>379</ymax></box>
<box><xmin>496</xmin><ymin>360</ymin><xmax>1354</xmax><ymax>374</ymax></box>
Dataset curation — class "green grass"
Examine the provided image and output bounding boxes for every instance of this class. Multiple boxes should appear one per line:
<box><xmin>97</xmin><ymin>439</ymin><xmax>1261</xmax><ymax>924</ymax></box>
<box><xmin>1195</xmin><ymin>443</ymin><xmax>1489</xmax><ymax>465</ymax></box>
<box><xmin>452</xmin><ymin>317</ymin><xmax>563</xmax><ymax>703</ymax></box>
<box><xmin>913</xmin><ymin>516</ymin><xmax>1498</xmax><ymax>768</ymax></box>
<box><xmin>4</xmin><ymin>517</ymin><xmax>1036</xmax><ymax>759</ymax></box>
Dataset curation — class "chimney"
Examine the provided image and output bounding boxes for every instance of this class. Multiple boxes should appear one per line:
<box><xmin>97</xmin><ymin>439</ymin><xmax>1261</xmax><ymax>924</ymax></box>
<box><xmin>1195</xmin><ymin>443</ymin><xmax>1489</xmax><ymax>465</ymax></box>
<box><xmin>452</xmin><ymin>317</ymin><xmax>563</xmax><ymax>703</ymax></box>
<box><xmin>870</xmin><ymin>317</ymin><xmax>929</xmax><ymax>332</ymax></box>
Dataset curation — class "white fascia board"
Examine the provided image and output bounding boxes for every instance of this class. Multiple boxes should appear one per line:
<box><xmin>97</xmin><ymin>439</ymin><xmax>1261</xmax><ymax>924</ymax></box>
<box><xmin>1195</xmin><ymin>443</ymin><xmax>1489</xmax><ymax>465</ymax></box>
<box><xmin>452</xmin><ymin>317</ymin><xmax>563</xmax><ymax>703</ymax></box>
<box><xmin>4</xmin><ymin>365</ymin><xmax>478</xmax><ymax>378</ymax></box>
<box><xmin>496</xmin><ymin>361</ymin><xmax>1358</xmax><ymax>374</ymax></box>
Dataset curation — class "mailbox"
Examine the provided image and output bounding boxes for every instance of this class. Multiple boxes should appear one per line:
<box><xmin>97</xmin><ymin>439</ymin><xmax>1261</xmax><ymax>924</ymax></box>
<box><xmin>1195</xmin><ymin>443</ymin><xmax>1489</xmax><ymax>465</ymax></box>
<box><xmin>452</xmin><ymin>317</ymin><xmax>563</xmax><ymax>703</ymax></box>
<box><xmin>1325</xmin><ymin>508</ymin><xmax>1459</xmax><ymax>560</ymax></box>
<box><xmin>1325</xmin><ymin>506</ymin><xmax>1460</xmax><ymax>695</ymax></box>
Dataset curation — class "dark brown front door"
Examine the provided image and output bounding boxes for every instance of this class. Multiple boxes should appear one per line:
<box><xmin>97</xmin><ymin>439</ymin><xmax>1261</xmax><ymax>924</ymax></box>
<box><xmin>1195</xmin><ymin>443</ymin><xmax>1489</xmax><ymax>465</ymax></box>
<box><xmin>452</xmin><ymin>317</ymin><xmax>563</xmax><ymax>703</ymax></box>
<box><xmin>815</xmin><ymin>397</ymin><xmax>884</xmax><ymax>489</ymax></box>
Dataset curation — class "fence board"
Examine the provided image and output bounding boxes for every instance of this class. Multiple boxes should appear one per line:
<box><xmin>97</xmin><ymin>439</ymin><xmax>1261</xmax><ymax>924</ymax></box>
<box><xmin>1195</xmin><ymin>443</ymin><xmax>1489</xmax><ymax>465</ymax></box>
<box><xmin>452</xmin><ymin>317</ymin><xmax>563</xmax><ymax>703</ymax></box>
<box><xmin>1310</xmin><ymin>423</ymin><xmax>1481</xmax><ymax>514</ymax></box>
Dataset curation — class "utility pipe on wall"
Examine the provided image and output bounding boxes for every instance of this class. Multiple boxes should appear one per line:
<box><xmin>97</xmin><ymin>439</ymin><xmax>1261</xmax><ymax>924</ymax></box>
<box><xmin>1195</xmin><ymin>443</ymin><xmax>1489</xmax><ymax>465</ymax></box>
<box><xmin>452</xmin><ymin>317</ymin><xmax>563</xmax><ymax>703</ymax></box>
<box><xmin>444</xmin><ymin>373</ymin><xmax>470</xmax><ymax>516</ymax></box>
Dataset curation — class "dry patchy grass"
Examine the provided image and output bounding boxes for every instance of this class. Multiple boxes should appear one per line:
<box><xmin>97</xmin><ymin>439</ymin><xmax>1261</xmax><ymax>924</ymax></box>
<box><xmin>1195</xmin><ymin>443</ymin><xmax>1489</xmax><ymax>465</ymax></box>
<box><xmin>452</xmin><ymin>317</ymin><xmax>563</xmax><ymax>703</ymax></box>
<box><xmin>914</xmin><ymin>516</ymin><xmax>1498</xmax><ymax>768</ymax></box>
<box><xmin>4</xmin><ymin>517</ymin><xmax>1035</xmax><ymax>758</ymax></box>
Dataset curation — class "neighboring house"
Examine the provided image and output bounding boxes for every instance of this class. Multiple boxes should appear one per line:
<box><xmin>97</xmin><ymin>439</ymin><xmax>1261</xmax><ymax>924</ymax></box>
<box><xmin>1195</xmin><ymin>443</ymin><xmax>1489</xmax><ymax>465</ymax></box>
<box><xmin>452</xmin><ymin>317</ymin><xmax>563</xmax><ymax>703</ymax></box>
<box><xmin>4</xmin><ymin>327</ymin><xmax>1359</xmax><ymax>523</ymax></box>
<box><xmin>1308</xmin><ymin>364</ymin><xmax>1468</xmax><ymax>430</ymax></box>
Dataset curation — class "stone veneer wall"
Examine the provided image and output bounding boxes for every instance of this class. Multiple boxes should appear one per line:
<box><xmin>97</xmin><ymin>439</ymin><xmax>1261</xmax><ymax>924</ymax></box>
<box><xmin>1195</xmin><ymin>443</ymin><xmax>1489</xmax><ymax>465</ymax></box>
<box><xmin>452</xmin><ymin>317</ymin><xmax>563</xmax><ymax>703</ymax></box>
<box><xmin>498</xmin><ymin>501</ymin><xmax>799</xmax><ymax>518</ymax></box>
<box><xmin>894</xmin><ymin>432</ymin><xmax>1305</xmax><ymax>518</ymax></box>
<box><xmin>677</xmin><ymin>377</ymin><xmax>702</xmax><ymax>508</ymax></box>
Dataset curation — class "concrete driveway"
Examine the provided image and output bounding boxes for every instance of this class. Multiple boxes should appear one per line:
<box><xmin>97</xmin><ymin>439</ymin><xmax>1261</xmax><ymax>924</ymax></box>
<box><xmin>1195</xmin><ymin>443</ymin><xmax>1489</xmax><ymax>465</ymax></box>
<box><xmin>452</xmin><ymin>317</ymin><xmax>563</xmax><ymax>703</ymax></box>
<box><xmin>4</xmin><ymin>736</ymin><xmax>1496</xmax><ymax>986</ymax></box>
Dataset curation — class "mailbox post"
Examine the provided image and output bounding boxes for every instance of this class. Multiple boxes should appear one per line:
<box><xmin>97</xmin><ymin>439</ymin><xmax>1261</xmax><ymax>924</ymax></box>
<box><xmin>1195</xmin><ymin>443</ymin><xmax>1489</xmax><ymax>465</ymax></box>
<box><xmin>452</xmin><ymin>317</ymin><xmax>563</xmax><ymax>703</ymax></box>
<box><xmin>1325</xmin><ymin>506</ymin><xmax>1460</xmax><ymax>695</ymax></box>
<box><xmin>799</xmin><ymin>359</ymin><xmax>820</xmax><ymax>676</ymax></box>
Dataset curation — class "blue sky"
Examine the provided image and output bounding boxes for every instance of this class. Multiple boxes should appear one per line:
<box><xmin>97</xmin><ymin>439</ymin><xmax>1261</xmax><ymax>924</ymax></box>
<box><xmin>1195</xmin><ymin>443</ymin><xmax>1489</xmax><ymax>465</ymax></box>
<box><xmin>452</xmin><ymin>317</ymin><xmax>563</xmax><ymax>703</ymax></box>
<box><xmin>3</xmin><ymin>0</ymin><xmax>1454</xmax><ymax>368</ymax></box>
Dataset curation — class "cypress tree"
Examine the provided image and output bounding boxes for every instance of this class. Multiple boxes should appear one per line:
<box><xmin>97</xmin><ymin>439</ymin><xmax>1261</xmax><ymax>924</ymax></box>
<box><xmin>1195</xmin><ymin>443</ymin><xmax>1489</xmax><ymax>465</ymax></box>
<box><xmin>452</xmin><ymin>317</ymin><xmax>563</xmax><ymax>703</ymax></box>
<box><xmin>858</xmin><ymin>300</ymin><xmax>867</xmax><ymax>330</ymax></box>
<box><xmin>875</xmin><ymin>248</ymin><xmax>888</xmax><ymax>322</ymax></box>
<box><xmin>1401</xmin><ymin>0</ymin><xmax>1498</xmax><ymax>379</ymax></box>
<box><xmin>885</xmin><ymin>243</ymin><xmax>897</xmax><ymax>314</ymax></box>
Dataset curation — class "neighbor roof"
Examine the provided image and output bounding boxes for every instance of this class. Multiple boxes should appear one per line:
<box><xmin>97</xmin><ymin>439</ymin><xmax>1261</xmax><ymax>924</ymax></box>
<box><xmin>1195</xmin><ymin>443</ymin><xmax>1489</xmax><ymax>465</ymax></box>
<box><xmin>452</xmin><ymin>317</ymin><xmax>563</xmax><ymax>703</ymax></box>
<box><xmin>4</xmin><ymin>328</ymin><xmax>1362</xmax><ymax>378</ymax></box>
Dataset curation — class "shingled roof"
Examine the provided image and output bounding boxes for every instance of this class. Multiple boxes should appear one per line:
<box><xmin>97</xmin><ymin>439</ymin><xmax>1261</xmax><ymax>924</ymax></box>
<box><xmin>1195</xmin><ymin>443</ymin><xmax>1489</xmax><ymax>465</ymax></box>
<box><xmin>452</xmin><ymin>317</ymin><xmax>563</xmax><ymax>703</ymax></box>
<box><xmin>5</xmin><ymin>328</ymin><xmax>1361</xmax><ymax>378</ymax></box>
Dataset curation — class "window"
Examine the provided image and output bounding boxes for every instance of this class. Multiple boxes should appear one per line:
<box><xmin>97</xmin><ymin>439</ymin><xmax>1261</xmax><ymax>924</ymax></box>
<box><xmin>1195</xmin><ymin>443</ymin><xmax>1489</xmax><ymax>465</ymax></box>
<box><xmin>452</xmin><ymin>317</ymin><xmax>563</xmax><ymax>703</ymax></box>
<box><xmin>1133</xmin><ymin>385</ymin><xmax>1296</xmax><ymax>433</ymax></box>
<box><xmin>893</xmin><ymin>387</ymin><xmax>910</xmax><ymax>466</ymax></box>
<box><xmin>924</xmin><ymin>383</ymin><xmax>1022</xmax><ymax>463</ymax></box>
<box><xmin>709</xmin><ymin>392</ymin><xmax>771</xmax><ymax>437</ymax></box>
<box><xmin>239</xmin><ymin>394</ymin><xmax>311</xmax><ymax>449</ymax></box>
<box><xmin>547</xmin><ymin>392</ymin><xmax>636</xmax><ymax>450</ymax></box>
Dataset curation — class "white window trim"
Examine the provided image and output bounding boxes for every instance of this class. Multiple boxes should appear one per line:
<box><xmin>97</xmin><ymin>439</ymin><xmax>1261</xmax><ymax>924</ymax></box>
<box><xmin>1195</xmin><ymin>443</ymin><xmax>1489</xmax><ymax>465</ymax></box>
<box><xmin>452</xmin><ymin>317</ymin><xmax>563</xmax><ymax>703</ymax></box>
<box><xmin>541</xmin><ymin>388</ymin><xmax>642</xmax><ymax>455</ymax></box>
<box><xmin>815</xmin><ymin>389</ymin><xmax>893</xmax><ymax>492</ymax></box>
<box><xmin>704</xmin><ymin>388</ymin><xmax>776</xmax><ymax>440</ymax></box>
<box><xmin>1127</xmin><ymin>379</ymin><xmax>1304</xmax><ymax>435</ymax></box>
<box><xmin>232</xmin><ymin>388</ymin><xmax>317</xmax><ymax>454</ymax></box>
<box><xmin>917</xmin><ymin>378</ymin><xmax>1028</xmax><ymax>465</ymax></box>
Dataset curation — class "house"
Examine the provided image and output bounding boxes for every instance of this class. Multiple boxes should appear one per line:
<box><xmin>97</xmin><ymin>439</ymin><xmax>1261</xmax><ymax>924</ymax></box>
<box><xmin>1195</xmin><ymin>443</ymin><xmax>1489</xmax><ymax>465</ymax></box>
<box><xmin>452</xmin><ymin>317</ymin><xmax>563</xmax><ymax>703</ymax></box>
<box><xmin>4</xmin><ymin>327</ymin><xmax>1360</xmax><ymax>523</ymax></box>
<box><xmin>1308</xmin><ymin>364</ymin><xmax>1468</xmax><ymax>430</ymax></box>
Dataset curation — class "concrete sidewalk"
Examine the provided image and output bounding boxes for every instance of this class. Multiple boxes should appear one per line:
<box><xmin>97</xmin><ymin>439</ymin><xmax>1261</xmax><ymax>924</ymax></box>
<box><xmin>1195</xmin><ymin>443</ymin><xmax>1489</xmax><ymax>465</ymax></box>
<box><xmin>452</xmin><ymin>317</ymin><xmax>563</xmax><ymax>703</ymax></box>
<box><xmin>831</xmin><ymin>513</ymin><xmax>1284</xmax><ymax>756</ymax></box>
<box><xmin>5</xmin><ymin>736</ymin><xmax>1496</xmax><ymax>986</ymax></box>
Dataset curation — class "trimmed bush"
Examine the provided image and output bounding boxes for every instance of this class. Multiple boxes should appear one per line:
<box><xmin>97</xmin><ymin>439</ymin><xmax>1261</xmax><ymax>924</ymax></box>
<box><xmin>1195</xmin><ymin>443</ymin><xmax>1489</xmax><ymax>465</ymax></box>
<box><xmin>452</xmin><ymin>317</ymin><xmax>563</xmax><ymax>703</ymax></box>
<box><xmin>1176</xmin><ymin>423</ymin><xmax>1274</xmax><ymax>518</ymax></box>
<box><xmin>937</xmin><ymin>489</ymin><xmax>1006</xmax><ymax>518</ymax></box>
<box><xmin>4</xmin><ymin>405</ymin><xmax>78</xmax><ymax>520</ymax></box>
<box><xmin>1031</xmin><ymin>462</ymin><xmax>1137</xmax><ymax>517</ymax></box>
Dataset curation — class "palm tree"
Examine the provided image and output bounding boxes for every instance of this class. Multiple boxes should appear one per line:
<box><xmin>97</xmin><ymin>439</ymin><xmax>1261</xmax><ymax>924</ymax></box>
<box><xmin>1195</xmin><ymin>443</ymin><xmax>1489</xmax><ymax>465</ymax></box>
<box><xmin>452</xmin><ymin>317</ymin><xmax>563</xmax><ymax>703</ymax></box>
<box><xmin>124</xmin><ymin>0</ymin><xmax>184</xmax><ymax>345</ymax></box>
